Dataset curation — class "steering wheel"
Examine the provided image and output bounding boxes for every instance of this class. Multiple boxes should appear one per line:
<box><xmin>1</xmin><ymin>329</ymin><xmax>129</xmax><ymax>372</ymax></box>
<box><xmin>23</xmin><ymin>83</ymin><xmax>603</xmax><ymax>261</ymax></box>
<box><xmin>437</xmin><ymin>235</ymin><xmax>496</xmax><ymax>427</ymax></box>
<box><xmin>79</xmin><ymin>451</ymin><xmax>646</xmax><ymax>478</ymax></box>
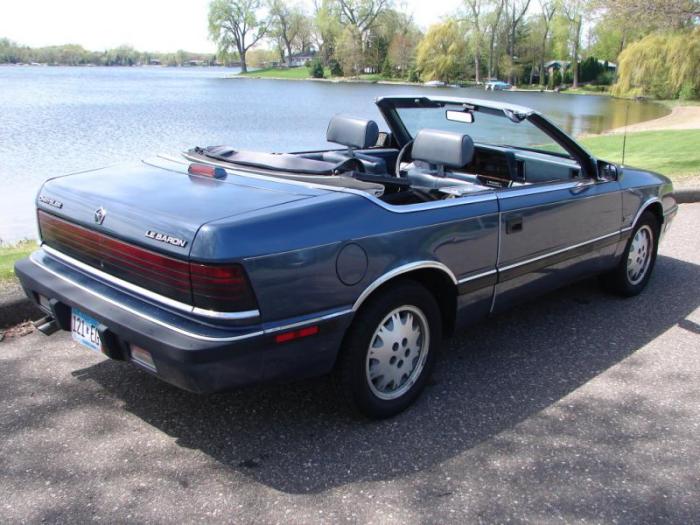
<box><xmin>395</xmin><ymin>140</ymin><xmax>414</xmax><ymax>178</ymax></box>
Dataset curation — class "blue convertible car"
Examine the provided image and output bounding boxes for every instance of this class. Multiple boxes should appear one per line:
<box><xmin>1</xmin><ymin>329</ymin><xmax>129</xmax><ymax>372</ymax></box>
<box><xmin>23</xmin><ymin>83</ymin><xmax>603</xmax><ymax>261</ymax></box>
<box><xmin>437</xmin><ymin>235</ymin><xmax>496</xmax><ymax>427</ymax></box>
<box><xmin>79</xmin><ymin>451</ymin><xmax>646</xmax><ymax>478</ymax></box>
<box><xmin>16</xmin><ymin>96</ymin><xmax>677</xmax><ymax>418</ymax></box>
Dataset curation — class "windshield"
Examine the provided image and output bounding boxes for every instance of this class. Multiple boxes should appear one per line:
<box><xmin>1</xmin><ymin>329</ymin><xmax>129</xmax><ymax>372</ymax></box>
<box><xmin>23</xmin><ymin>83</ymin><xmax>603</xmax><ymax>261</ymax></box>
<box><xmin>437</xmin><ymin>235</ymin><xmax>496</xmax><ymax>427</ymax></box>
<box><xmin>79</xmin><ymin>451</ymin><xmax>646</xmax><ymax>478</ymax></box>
<box><xmin>396</xmin><ymin>106</ymin><xmax>569</xmax><ymax>157</ymax></box>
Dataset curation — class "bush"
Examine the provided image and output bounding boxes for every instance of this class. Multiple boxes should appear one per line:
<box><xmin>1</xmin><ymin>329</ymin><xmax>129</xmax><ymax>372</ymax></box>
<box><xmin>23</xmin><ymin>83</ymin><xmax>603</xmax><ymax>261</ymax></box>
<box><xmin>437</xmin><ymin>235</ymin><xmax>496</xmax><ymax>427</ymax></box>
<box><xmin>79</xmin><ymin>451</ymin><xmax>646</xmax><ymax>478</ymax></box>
<box><xmin>550</xmin><ymin>69</ymin><xmax>562</xmax><ymax>88</ymax></box>
<box><xmin>596</xmin><ymin>71</ymin><xmax>615</xmax><ymax>86</ymax></box>
<box><xmin>308</xmin><ymin>58</ymin><xmax>324</xmax><ymax>79</ymax></box>
<box><xmin>679</xmin><ymin>82</ymin><xmax>698</xmax><ymax>100</ymax></box>
<box><xmin>329</xmin><ymin>58</ymin><xmax>343</xmax><ymax>76</ymax></box>
<box><xmin>407</xmin><ymin>67</ymin><xmax>420</xmax><ymax>82</ymax></box>
<box><xmin>381</xmin><ymin>57</ymin><xmax>393</xmax><ymax>78</ymax></box>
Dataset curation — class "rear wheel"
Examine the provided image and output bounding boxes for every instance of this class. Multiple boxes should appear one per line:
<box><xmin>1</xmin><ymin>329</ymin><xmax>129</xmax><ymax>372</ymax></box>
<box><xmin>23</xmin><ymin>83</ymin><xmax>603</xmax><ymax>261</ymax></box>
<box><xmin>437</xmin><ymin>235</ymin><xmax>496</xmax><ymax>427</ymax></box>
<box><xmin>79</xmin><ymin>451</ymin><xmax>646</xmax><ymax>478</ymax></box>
<box><xmin>601</xmin><ymin>211</ymin><xmax>660</xmax><ymax>296</ymax></box>
<box><xmin>337</xmin><ymin>281</ymin><xmax>442</xmax><ymax>419</ymax></box>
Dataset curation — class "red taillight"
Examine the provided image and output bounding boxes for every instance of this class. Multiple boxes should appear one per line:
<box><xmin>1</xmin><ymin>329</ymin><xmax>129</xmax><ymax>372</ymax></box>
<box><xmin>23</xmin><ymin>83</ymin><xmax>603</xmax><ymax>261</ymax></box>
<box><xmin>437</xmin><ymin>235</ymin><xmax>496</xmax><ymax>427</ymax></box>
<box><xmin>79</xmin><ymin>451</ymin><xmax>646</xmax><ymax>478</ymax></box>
<box><xmin>188</xmin><ymin>163</ymin><xmax>227</xmax><ymax>179</ymax></box>
<box><xmin>275</xmin><ymin>325</ymin><xmax>319</xmax><ymax>344</ymax></box>
<box><xmin>190</xmin><ymin>262</ymin><xmax>257</xmax><ymax>312</ymax></box>
<box><xmin>38</xmin><ymin>211</ymin><xmax>258</xmax><ymax>314</ymax></box>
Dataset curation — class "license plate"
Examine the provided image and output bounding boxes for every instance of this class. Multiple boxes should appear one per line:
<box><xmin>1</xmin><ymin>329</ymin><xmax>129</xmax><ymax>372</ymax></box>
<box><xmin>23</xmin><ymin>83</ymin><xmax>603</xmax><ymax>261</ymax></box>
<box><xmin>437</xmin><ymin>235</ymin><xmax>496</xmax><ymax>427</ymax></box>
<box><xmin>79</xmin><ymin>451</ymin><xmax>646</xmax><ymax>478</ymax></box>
<box><xmin>71</xmin><ymin>308</ymin><xmax>102</xmax><ymax>353</ymax></box>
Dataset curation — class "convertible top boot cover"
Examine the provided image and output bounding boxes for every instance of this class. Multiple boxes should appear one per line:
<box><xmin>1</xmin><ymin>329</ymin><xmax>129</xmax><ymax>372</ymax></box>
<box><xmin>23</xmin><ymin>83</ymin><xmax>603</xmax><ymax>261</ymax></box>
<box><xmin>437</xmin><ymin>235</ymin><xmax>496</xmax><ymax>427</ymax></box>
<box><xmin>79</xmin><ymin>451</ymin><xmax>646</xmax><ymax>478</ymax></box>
<box><xmin>201</xmin><ymin>146</ymin><xmax>338</xmax><ymax>175</ymax></box>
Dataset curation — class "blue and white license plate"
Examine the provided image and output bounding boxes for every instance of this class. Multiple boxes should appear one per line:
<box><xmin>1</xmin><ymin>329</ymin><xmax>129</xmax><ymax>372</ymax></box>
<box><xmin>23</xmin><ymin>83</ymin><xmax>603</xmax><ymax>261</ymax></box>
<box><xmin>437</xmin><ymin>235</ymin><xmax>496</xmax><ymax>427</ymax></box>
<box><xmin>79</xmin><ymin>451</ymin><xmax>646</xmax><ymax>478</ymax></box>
<box><xmin>71</xmin><ymin>308</ymin><xmax>102</xmax><ymax>353</ymax></box>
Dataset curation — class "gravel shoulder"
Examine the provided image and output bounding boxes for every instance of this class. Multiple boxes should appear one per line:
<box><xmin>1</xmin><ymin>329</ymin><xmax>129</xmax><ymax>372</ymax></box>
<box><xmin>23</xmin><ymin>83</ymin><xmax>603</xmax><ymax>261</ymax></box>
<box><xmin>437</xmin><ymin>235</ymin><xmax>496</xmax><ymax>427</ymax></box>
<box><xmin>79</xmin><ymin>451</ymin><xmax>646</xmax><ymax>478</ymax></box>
<box><xmin>1</xmin><ymin>205</ymin><xmax>699</xmax><ymax>523</ymax></box>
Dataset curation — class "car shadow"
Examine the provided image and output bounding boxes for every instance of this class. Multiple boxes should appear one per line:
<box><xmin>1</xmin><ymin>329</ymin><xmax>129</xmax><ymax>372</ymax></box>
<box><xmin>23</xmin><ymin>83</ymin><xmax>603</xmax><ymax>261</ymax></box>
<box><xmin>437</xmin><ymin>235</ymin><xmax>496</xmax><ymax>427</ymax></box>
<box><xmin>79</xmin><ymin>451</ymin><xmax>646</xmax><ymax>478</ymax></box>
<box><xmin>71</xmin><ymin>254</ymin><xmax>700</xmax><ymax>495</ymax></box>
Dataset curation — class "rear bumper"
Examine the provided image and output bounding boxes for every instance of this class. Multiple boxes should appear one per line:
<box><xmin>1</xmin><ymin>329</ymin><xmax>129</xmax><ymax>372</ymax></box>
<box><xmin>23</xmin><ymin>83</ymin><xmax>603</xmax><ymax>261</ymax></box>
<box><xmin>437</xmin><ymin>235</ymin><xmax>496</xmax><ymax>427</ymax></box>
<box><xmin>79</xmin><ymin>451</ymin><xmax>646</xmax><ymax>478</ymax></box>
<box><xmin>15</xmin><ymin>250</ymin><xmax>353</xmax><ymax>393</ymax></box>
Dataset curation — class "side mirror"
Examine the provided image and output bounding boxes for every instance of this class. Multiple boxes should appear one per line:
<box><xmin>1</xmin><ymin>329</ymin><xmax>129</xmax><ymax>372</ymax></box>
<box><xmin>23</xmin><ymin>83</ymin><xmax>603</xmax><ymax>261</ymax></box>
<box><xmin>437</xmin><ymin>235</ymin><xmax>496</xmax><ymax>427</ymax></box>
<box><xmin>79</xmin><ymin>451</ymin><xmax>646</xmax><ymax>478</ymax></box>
<box><xmin>597</xmin><ymin>160</ymin><xmax>619</xmax><ymax>181</ymax></box>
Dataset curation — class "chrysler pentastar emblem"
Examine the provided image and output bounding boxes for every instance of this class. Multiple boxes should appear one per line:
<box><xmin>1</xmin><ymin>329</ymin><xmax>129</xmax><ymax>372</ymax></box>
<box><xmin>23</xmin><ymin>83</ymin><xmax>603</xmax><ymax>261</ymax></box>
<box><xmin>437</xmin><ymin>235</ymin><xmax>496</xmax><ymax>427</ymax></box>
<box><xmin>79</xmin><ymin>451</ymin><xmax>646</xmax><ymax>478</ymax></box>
<box><xmin>145</xmin><ymin>230</ymin><xmax>187</xmax><ymax>248</ymax></box>
<box><xmin>94</xmin><ymin>207</ymin><xmax>107</xmax><ymax>225</ymax></box>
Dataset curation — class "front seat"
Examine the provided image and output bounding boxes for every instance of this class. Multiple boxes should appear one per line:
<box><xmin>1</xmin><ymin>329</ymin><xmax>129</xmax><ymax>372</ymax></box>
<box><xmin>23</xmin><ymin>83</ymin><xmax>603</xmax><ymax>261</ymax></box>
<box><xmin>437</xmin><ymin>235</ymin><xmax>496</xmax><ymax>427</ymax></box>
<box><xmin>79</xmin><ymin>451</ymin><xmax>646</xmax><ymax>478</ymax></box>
<box><xmin>321</xmin><ymin>115</ymin><xmax>387</xmax><ymax>174</ymax></box>
<box><xmin>406</xmin><ymin>129</ymin><xmax>482</xmax><ymax>194</ymax></box>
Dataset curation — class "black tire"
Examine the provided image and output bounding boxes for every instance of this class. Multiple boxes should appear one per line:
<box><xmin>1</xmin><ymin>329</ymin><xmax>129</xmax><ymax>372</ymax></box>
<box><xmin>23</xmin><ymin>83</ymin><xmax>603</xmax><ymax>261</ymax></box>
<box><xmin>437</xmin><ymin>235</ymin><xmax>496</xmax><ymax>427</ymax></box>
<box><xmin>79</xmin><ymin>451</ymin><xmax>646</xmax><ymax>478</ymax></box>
<box><xmin>337</xmin><ymin>280</ymin><xmax>442</xmax><ymax>419</ymax></box>
<box><xmin>600</xmin><ymin>211</ymin><xmax>660</xmax><ymax>297</ymax></box>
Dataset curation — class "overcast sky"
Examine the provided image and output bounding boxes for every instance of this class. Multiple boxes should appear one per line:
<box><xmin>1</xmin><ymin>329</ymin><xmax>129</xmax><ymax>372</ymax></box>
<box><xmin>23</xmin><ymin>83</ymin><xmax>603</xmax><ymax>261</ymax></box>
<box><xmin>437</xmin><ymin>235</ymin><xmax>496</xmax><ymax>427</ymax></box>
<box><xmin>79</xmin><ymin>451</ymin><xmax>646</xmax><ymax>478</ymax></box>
<box><xmin>1</xmin><ymin>0</ymin><xmax>464</xmax><ymax>53</ymax></box>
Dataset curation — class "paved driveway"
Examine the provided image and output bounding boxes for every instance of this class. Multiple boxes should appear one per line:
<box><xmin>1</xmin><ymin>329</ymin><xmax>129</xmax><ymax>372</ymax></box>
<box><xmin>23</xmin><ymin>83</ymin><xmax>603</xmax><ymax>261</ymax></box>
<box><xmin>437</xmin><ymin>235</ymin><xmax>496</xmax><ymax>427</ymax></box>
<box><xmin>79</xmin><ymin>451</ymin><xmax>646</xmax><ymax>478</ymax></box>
<box><xmin>2</xmin><ymin>204</ymin><xmax>699</xmax><ymax>524</ymax></box>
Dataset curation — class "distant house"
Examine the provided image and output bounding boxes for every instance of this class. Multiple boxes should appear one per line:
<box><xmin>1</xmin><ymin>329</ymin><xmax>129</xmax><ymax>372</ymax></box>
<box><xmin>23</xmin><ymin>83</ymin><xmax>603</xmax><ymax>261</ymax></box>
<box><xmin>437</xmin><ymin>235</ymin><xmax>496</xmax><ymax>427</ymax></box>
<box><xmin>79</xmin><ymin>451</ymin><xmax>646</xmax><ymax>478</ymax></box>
<box><xmin>598</xmin><ymin>59</ymin><xmax>617</xmax><ymax>72</ymax></box>
<box><xmin>544</xmin><ymin>59</ymin><xmax>616</xmax><ymax>74</ymax></box>
<box><xmin>544</xmin><ymin>60</ymin><xmax>571</xmax><ymax>74</ymax></box>
<box><xmin>288</xmin><ymin>51</ymin><xmax>315</xmax><ymax>68</ymax></box>
<box><xmin>148</xmin><ymin>59</ymin><xmax>161</xmax><ymax>66</ymax></box>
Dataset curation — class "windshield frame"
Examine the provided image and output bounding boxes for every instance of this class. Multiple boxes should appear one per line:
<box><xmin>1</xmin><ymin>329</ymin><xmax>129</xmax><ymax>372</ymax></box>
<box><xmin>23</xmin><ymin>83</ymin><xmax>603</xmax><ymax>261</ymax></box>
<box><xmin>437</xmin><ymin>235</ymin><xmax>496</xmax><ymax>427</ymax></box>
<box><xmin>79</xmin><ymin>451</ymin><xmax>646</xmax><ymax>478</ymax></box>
<box><xmin>376</xmin><ymin>96</ymin><xmax>597</xmax><ymax>178</ymax></box>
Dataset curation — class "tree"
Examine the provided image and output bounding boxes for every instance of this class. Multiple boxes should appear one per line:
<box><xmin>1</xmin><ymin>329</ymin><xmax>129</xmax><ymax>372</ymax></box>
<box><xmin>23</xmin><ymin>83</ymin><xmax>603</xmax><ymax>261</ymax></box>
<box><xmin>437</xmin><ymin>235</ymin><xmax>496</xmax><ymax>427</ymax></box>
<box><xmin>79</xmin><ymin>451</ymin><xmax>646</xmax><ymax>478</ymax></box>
<box><xmin>335</xmin><ymin>26</ymin><xmax>364</xmax><ymax>75</ymax></box>
<box><xmin>335</xmin><ymin>0</ymin><xmax>392</xmax><ymax>73</ymax></box>
<box><xmin>463</xmin><ymin>0</ymin><xmax>485</xmax><ymax>83</ymax></box>
<box><xmin>505</xmin><ymin>0</ymin><xmax>531</xmax><ymax>83</ymax></box>
<box><xmin>309</xmin><ymin>58</ymin><xmax>325</xmax><ymax>77</ymax></box>
<box><xmin>269</xmin><ymin>0</ymin><xmax>306</xmax><ymax>65</ymax></box>
<box><xmin>208</xmin><ymin>0</ymin><xmax>269</xmax><ymax>73</ymax></box>
<box><xmin>563</xmin><ymin>0</ymin><xmax>585</xmax><ymax>88</ymax></box>
<box><xmin>602</xmin><ymin>0</ymin><xmax>699</xmax><ymax>31</ymax></box>
<box><xmin>612</xmin><ymin>28</ymin><xmax>700</xmax><ymax>100</ymax></box>
<box><xmin>416</xmin><ymin>21</ymin><xmax>468</xmax><ymax>83</ymax></box>
<box><xmin>312</xmin><ymin>0</ymin><xmax>343</xmax><ymax>63</ymax></box>
<box><xmin>485</xmin><ymin>0</ymin><xmax>505</xmax><ymax>79</ymax></box>
<box><xmin>337</xmin><ymin>0</ymin><xmax>392</xmax><ymax>41</ymax></box>
<box><xmin>538</xmin><ymin>0</ymin><xmax>556</xmax><ymax>85</ymax></box>
<box><xmin>388</xmin><ymin>31</ymin><xmax>420</xmax><ymax>75</ymax></box>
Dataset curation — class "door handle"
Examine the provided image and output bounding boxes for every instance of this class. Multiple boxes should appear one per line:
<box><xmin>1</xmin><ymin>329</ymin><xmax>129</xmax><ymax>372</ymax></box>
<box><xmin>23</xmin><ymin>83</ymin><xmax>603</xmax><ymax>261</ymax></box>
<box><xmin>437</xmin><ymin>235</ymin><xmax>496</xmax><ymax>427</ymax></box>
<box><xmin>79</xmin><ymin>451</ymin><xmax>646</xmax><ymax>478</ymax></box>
<box><xmin>506</xmin><ymin>216</ymin><xmax>523</xmax><ymax>234</ymax></box>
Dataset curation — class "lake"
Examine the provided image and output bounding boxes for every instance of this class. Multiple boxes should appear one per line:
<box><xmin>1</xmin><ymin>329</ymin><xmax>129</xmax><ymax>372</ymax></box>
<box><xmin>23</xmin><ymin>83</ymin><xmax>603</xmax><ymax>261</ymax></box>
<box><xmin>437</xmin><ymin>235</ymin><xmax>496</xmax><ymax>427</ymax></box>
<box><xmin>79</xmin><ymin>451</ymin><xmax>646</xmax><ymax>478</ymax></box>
<box><xmin>0</xmin><ymin>66</ymin><xmax>668</xmax><ymax>243</ymax></box>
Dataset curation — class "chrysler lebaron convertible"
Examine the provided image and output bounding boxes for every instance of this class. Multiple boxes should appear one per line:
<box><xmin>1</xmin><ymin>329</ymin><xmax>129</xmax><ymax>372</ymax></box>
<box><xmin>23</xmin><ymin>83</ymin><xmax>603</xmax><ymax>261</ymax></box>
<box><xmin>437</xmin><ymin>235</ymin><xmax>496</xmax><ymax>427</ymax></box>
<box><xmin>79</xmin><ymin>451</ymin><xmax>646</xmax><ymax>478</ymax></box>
<box><xmin>16</xmin><ymin>96</ymin><xmax>677</xmax><ymax>418</ymax></box>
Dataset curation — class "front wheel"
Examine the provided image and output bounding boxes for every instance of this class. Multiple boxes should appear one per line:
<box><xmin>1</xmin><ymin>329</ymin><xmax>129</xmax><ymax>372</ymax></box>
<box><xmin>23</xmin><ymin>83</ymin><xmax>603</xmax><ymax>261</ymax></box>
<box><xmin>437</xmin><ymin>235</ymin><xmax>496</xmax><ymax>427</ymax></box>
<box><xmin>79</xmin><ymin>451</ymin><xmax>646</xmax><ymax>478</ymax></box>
<box><xmin>600</xmin><ymin>211</ymin><xmax>660</xmax><ymax>296</ymax></box>
<box><xmin>337</xmin><ymin>281</ymin><xmax>442</xmax><ymax>419</ymax></box>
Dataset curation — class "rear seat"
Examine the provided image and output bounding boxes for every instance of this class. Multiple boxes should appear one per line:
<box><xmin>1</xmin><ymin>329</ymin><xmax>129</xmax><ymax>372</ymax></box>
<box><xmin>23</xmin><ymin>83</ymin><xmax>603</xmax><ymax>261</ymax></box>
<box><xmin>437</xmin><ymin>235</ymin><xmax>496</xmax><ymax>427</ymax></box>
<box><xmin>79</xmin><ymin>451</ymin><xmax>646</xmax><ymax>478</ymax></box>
<box><xmin>301</xmin><ymin>115</ymin><xmax>388</xmax><ymax>174</ymax></box>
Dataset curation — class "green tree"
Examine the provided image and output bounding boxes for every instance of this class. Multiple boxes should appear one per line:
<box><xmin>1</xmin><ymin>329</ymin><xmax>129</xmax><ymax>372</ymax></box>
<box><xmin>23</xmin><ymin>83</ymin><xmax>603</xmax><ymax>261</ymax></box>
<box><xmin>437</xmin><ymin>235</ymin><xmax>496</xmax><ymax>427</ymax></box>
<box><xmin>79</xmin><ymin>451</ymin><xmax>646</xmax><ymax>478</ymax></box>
<box><xmin>381</xmin><ymin>56</ymin><xmax>393</xmax><ymax>77</ymax></box>
<box><xmin>612</xmin><ymin>28</ymin><xmax>700</xmax><ymax>99</ymax></box>
<box><xmin>335</xmin><ymin>25</ymin><xmax>364</xmax><ymax>75</ymax></box>
<box><xmin>208</xmin><ymin>0</ymin><xmax>270</xmax><ymax>73</ymax></box>
<box><xmin>269</xmin><ymin>0</ymin><xmax>307</xmax><ymax>65</ymax></box>
<box><xmin>416</xmin><ymin>21</ymin><xmax>467</xmax><ymax>83</ymax></box>
<box><xmin>308</xmin><ymin>57</ymin><xmax>325</xmax><ymax>77</ymax></box>
<box><xmin>563</xmin><ymin>0</ymin><xmax>587</xmax><ymax>88</ymax></box>
<box><xmin>462</xmin><ymin>0</ymin><xmax>486</xmax><ymax>82</ymax></box>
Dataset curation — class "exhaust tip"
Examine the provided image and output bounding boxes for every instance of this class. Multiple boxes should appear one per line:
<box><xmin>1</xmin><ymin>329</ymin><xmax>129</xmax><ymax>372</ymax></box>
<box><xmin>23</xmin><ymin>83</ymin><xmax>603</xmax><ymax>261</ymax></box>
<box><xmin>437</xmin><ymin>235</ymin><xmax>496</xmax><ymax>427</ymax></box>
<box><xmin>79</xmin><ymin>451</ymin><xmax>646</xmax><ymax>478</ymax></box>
<box><xmin>33</xmin><ymin>316</ymin><xmax>59</xmax><ymax>335</ymax></box>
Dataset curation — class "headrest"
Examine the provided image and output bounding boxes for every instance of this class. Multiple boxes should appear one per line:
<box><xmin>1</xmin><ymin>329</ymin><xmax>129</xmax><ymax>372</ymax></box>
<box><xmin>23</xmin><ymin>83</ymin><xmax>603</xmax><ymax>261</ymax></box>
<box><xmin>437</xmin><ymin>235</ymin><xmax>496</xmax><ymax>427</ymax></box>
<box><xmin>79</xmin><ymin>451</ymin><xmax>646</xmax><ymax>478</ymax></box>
<box><xmin>412</xmin><ymin>129</ymin><xmax>474</xmax><ymax>168</ymax></box>
<box><xmin>326</xmin><ymin>115</ymin><xmax>379</xmax><ymax>149</ymax></box>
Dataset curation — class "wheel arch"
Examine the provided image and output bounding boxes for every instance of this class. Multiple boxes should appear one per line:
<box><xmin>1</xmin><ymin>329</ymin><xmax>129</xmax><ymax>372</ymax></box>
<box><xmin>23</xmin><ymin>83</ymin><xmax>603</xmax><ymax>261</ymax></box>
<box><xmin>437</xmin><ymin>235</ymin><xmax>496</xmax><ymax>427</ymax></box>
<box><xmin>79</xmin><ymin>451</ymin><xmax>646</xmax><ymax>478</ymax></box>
<box><xmin>633</xmin><ymin>197</ymin><xmax>664</xmax><ymax>230</ymax></box>
<box><xmin>352</xmin><ymin>262</ymin><xmax>458</xmax><ymax>336</ymax></box>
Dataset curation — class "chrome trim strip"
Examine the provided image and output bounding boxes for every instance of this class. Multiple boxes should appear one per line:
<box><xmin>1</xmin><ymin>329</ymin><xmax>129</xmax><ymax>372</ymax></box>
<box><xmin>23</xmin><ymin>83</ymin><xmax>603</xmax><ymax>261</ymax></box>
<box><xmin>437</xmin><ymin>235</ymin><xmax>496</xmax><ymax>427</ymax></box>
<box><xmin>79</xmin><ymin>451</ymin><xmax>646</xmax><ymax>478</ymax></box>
<box><xmin>29</xmin><ymin>251</ymin><xmax>353</xmax><ymax>343</ymax></box>
<box><xmin>497</xmin><ymin>180</ymin><xmax>596</xmax><ymax>199</ymax></box>
<box><xmin>352</xmin><ymin>261</ymin><xmax>458</xmax><ymax>311</ymax></box>
<box><xmin>177</xmin><ymin>152</ymin><xmax>498</xmax><ymax>214</ymax></box>
<box><xmin>630</xmin><ymin>196</ymin><xmax>662</xmax><ymax>227</ymax></box>
<box><xmin>498</xmin><ymin>230</ymin><xmax>622</xmax><ymax>273</ymax></box>
<box><xmin>264</xmin><ymin>309</ymin><xmax>354</xmax><ymax>333</ymax></box>
<box><xmin>42</xmin><ymin>245</ymin><xmax>261</xmax><ymax>321</ymax></box>
<box><xmin>457</xmin><ymin>268</ymin><xmax>497</xmax><ymax>285</ymax></box>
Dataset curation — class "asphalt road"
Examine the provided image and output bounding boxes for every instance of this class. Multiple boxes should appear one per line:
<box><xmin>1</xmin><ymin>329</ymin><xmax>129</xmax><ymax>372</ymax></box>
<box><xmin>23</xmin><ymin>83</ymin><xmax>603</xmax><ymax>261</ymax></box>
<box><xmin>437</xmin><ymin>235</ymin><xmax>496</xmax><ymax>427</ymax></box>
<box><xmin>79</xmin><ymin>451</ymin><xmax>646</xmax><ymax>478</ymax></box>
<box><xmin>2</xmin><ymin>205</ymin><xmax>699</xmax><ymax>524</ymax></box>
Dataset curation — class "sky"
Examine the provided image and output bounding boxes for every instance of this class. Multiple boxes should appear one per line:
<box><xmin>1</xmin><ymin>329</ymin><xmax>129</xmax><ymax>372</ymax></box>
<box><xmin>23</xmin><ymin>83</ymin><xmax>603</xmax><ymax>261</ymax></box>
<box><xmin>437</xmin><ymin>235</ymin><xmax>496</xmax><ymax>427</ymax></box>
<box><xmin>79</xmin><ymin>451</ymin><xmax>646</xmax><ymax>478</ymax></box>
<box><xmin>0</xmin><ymin>0</ymin><xmax>463</xmax><ymax>54</ymax></box>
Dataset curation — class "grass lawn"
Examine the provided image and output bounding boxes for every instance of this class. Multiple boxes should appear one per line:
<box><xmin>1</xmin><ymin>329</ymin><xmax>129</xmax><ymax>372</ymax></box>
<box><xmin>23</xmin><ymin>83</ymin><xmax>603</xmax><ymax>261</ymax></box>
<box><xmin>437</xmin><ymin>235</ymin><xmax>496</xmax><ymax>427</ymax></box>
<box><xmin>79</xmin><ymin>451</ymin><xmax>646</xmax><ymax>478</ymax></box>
<box><xmin>578</xmin><ymin>129</ymin><xmax>700</xmax><ymax>179</ymax></box>
<box><xmin>239</xmin><ymin>67</ymin><xmax>329</xmax><ymax>79</ymax></box>
<box><xmin>0</xmin><ymin>241</ymin><xmax>37</xmax><ymax>283</ymax></box>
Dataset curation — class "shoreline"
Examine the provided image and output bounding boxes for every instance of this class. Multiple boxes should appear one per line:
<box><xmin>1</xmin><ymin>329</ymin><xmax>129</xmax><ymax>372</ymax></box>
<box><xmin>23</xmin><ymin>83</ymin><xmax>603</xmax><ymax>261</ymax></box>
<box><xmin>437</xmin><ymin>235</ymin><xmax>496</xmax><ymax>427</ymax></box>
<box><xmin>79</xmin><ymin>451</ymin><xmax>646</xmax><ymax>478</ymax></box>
<box><xmin>604</xmin><ymin>105</ymin><xmax>700</xmax><ymax>134</ymax></box>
